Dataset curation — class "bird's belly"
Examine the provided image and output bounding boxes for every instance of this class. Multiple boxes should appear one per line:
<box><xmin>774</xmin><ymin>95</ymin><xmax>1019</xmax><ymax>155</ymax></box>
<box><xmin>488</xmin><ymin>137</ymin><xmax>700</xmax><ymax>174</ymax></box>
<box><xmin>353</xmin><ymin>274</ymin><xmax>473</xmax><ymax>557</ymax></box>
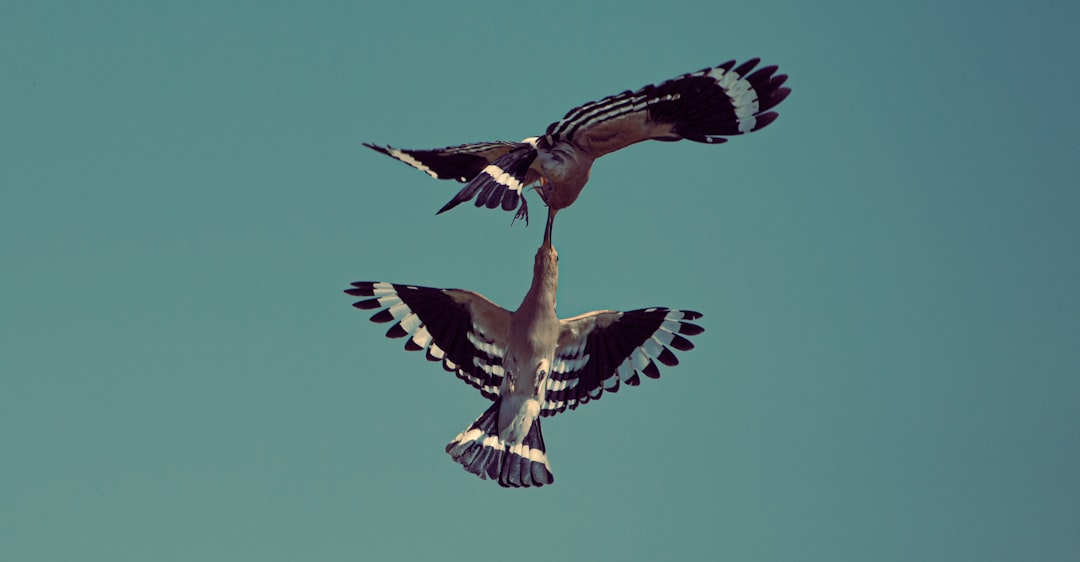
<box><xmin>536</xmin><ymin>151</ymin><xmax>592</xmax><ymax>210</ymax></box>
<box><xmin>545</xmin><ymin>180</ymin><xmax>586</xmax><ymax>209</ymax></box>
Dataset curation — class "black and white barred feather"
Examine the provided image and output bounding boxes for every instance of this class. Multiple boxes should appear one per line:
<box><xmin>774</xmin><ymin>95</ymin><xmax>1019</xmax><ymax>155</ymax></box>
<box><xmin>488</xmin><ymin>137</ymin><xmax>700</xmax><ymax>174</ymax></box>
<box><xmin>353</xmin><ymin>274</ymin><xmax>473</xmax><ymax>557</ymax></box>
<box><xmin>346</xmin><ymin>282</ymin><xmax>704</xmax><ymax>413</ymax></box>
<box><xmin>445</xmin><ymin>400</ymin><xmax>554</xmax><ymax>488</ymax></box>
<box><xmin>345</xmin><ymin>277</ymin><xmax>704</xmax><ymax>488</ymax></box>
<box><xmin>365</xmin><ymin>58</ymin><xmax>790</xmax><ymax>221</ymax></box>
<box><xmin>347</xmin><ymin>281</ymin><xmax>507</xmax><ymax>399</ymax></box>
<box><xmin>544</xmin><ymin>308</ymin><xmax>704</xmax><ymax>415</ymax></box>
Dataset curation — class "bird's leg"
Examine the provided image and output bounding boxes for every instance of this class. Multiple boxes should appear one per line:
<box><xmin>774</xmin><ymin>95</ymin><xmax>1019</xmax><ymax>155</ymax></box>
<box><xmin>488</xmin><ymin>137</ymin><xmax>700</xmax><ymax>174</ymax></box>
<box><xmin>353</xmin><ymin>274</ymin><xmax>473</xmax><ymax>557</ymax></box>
<box><xmin>533</xmin><ymin>367</ymin><xmax>548</xmax><ymax>395</ymax></box>
<box><xmin>505</xmin><ymin>369</ymin><xmax>516</xmax><ymax>393</ymax></box>
<box><xmin>512</xmin><ymin>175</ymin><xmax>551</xmax><ymax>228</ymax></box>
<box><xmin>511</xmin><ymin>198</ymin><xmax>529</xmax><ymax>227</ymax></box>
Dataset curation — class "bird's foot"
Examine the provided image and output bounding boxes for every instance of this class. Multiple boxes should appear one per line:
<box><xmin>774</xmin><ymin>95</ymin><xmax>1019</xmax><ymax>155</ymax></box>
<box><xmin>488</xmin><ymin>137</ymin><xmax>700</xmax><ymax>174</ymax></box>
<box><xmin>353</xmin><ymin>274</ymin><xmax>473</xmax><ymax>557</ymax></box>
<box><xmin>535</xmin><ymin>176</ymin><xmax>555</xmax><ymax>206</ymax></box>
<box><xmin>510</xmin><ymin>198</ymin><xmax>529</xmax><ymax>227</ymax></box>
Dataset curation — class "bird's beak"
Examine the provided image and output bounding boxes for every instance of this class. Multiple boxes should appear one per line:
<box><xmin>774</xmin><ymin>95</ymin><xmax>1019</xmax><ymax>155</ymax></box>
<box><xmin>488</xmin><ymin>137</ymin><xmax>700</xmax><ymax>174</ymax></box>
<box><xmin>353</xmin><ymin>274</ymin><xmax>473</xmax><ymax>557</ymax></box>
<box><xmin>543</xmin><ymin>208</ymin><xmax>554</xmax><ymax>247</ymax></box>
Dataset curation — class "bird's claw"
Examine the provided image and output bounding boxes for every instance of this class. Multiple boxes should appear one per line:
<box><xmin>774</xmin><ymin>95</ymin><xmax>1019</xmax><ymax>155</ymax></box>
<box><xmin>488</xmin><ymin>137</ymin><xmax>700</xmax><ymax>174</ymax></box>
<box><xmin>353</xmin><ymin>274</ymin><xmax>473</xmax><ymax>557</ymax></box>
<box><xmin>511</xmin><ymin>198</ymin><xmax>529</xmax><ymax>227</ymax></box>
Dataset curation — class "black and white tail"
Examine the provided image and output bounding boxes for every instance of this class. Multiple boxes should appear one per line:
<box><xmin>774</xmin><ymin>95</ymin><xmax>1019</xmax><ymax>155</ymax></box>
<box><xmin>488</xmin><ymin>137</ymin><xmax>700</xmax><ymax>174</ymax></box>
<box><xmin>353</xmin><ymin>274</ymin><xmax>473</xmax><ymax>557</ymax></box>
<box><xmin>446</xmin><ymin>400</ymin><xmax>554</xmax><ymax>488</ymax></box>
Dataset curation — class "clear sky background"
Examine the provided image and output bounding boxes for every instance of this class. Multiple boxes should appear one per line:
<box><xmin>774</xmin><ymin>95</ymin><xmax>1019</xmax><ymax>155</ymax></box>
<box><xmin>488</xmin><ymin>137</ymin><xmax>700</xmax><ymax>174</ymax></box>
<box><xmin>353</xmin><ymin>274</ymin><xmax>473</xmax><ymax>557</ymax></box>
<box><xmin>3</xmin><ymin>1</ymin><xmax>1078</xmax><ymax>561</ymax></box>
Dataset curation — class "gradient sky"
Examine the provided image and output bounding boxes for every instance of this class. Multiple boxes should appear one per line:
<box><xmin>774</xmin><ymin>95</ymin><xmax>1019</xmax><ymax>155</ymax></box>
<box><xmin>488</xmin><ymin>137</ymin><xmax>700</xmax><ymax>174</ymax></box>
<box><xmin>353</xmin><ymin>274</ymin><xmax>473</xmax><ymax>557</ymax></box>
<box><xmin>3</xmin><ymin>1</ymin><xmax>1078</xmax><ymax>561</ymax></box>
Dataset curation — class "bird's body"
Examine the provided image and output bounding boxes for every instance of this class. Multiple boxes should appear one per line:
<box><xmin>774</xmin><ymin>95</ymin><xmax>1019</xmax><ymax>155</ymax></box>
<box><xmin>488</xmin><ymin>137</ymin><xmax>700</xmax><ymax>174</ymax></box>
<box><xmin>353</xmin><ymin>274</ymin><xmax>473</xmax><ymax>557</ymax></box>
<box><xmin>364</xmin><ymin>58</ymin><xmax>791</xmax><ymax>234</ymax></box>
<box><xmin>496</xmin><ymin>243</ymin><xmax>559</xmax><ymax>448</ymax></box>
<box><xmin>531</xmin><ymin>138</ymin><xmax>593</xmax><ymax>211</ymax></box>
<box><xmin>346</xmin><ymin>242</ymin><xmax>704</xmax><ymax>487</ymax></box>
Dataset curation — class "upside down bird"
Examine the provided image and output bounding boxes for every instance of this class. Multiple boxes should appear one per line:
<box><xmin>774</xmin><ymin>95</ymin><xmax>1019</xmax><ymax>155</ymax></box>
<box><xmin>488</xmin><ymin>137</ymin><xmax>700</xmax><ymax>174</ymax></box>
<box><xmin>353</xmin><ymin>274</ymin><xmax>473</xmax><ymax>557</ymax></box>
<box><xmin>365</xmin><ymin>57</ymin><xmax>790</xmax><ymax>239</ymax></box>
<box><xmin>345</xmin><ymin>242</ymin><xmax>704</xmax><ymax>487</ymax></box>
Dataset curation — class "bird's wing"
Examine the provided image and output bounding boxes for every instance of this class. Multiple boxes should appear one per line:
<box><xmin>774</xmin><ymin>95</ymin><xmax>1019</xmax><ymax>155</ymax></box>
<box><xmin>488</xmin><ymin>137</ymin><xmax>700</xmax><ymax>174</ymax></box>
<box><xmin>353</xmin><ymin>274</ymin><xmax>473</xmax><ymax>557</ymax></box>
<box><xmin>346</xmin><ymin>282</ymin><xmax>511</xmax><ymax>399</ymax></box>
<box><xmin>542</xmin><ymin>308</ymin><xmax>704</xmax><ymax>416</ymax></box>
<box><xmin>542</xmin><ymin>58</ymin><xmax>791</xmax><ymax>158</ymax></box>
<box><xmin>436</xmin><ymin>142</ymin><xmax>540</xmax><ymax>220</ymax></box>
<box><xmin>363</xmin><ymin>142</ymin><xmax>517</xmax><ymax>183</ymax></box>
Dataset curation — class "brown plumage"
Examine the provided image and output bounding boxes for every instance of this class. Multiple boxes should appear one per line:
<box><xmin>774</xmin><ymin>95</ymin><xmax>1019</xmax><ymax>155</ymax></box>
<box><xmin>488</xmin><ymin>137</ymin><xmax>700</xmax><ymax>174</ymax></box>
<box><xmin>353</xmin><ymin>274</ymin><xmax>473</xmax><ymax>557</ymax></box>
<box><xmin>364</xmin><ymin>57</ymin><xmax>791</xmax><ymax>240</ymax></box>
<box><xmin>346</xmin><ymin>239</ymin><xmax>705</xmax><ymax>487</ymax></box>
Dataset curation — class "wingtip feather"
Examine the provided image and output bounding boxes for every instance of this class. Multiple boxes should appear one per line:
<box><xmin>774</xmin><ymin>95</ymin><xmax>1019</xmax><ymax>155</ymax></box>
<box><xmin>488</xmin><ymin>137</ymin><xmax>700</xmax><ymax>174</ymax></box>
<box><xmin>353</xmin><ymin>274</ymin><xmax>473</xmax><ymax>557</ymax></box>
<box><xmin>362</xmin><ymin>142</ymin><xmax>391</xmax><ymax>155</ymax></box>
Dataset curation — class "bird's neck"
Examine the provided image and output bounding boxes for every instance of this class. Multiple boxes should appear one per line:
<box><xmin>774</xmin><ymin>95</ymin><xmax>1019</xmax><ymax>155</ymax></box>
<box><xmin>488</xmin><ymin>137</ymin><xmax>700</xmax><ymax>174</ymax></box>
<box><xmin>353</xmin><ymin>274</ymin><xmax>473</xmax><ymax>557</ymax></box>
<box><xmin>518</xmin><ymin>248</ymin><xmax>558</xmax><ymax>315</ymax></box>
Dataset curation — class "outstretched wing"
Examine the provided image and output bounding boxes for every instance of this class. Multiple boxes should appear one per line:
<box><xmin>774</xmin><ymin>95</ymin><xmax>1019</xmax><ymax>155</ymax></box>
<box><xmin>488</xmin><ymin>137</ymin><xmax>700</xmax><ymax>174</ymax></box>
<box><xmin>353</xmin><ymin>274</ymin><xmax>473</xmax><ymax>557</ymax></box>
<box><xmin>543</xmin><ymin>308</ymin><xmax>705</xmax><ymax>416</ymax></box>
<box><xmin>346</xmin><ymin>281</ymin><xmax>511</xmax><ymax>399</ymax></box>
<box><xmin>363</xmin><ymin>142</ymin><xmax>517</xmax><ymax>183</ymax></box>
<box><xmin>542</xmin><ymin>58</ymin><xmax>791</xmax><ymax>158</ymax></box>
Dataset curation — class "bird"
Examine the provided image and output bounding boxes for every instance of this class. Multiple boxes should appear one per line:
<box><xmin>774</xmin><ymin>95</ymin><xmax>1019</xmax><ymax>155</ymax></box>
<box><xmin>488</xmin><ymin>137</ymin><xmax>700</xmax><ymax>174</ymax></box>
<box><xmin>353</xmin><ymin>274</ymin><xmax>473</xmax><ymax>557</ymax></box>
<box><xmin>345</xmin><ymin>241</ymin><xmax>705</xmax><ymax>488</ymax></box>
<box><xmin>364</xmin><ymin>57</ymin><xmax>790</xmax><ymax>240</ymax></box>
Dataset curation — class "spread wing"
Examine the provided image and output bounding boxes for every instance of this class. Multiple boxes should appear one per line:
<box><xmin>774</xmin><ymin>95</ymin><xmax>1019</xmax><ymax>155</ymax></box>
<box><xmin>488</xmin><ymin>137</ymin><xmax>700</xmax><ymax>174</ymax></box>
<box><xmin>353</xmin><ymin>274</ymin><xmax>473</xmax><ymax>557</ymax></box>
<box><xmin>346</xmin><ymin>281</ymin><xmax>511</xmax><ymax>399</ymax></box>
<box><xmin>543</xmin><ymin>308</ymin><xmax>705</xmax><ymax>416</ymax></box>
<box><xmin>365</xmin><ymin>141</ymin><xmax>541</xmax><ymax>222</ymax></box>
<box><xmin>364</xmin><ymin>59</ymin><xmax>791</xmax><ymax>219</ymax></box>
<box><xmin>363</xmin><ymin>142</ymin><xmax>518</xmax><ymax>183</ymax></box>
<box><xmin>542</xmin><ymin>58</ymin><xmax>791</xmax><ymax>159</ymax></box>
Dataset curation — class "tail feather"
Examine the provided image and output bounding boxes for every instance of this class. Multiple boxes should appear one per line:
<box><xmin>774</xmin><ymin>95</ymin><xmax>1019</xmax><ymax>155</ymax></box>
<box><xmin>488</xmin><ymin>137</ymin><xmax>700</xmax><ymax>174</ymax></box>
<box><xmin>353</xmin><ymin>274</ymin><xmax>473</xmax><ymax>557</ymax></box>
<box><xmin>446</xmin><ymin>400</ymin><xmax>554</xmax><ymax>488</ymax></box>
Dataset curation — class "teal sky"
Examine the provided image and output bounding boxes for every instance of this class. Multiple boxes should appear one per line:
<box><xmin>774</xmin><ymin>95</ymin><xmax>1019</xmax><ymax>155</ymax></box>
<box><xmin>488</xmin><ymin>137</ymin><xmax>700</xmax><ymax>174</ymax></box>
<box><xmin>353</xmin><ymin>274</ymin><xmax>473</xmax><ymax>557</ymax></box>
<box><xmin>3</xmin><ymin>1</ymin><xmax>1078</xmax><ymax>560</ymax></box>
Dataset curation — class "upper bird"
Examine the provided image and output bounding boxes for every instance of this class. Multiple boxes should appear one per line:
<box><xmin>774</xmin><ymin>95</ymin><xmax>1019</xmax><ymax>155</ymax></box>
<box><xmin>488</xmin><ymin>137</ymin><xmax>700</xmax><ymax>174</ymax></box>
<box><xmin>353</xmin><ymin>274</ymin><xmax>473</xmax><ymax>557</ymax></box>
<box><xmin>364</xmin><ymin>58</ymin><xmax>790</xmax><ymax>238</ymax></box>
<box><xmin>345</xmin><ymin>242</ymin><xmax>704</xmax><ymax>488</ymax></box>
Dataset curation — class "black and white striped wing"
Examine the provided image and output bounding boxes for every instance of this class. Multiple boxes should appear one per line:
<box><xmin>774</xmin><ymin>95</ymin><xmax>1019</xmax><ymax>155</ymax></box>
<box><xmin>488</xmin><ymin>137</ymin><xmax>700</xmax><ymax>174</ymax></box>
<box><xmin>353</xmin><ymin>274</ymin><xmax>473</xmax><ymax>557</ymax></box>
<box><xmin>363</xmin><ymin>141</ymin><xmax>517</xmax><ymax>183</ymax></box>
<box><xmin>542</xmin><ymin>58</ymin><xmax>791</xmax><ymax>158</ymax></box>
<box><xmin>542</xmin><ymin>308</ymin><xmax>705</xmax><ymax>416</ymax></box>
<box><xmin>346</xmin><ymin>281</ymin><xmax>511</xmax><ymax>399</ymax></box>
<box><xmin>436</xmin><ymin>142</ymin><xmax>540</xmax><ymax>220</ymax></box>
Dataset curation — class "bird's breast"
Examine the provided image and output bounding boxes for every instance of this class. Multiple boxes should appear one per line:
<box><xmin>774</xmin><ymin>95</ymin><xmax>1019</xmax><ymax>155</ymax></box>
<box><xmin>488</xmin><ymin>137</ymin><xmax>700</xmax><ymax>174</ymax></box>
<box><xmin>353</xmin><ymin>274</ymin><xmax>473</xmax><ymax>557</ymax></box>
<box><xmin>535</xmin><ymin>145</ymin><xmax>594</xmax><ymax>209</ymax></box>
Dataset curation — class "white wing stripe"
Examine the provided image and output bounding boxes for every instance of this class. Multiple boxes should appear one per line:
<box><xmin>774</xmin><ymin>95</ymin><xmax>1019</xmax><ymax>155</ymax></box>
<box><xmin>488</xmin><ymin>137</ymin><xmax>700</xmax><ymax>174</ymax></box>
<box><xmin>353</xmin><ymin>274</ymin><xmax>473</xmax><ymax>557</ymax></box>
<box><xmin>371</xmin><ymin>282</ymin><xmax>397</xmax><ymax>296</ymax></box>
<box><xmin>411</xmin><ymin>325</ymin><xmax>433</xmax><ymax>349</ymax></box>
<box><xmin>467</xmin><ymin>330</ymin><xmax>504</xmax><ymax>359</ymax></box>
<box><xmin>708</xmin><ymin>67</ymin><xmax>758</xmax><ymax>133</ymax></box>
<box><xmin>481</xmin><ymin>163</ymin><xmax>526</xmax><ymax>193</ymax></box>
<box><xmin>428</xmin><ymin>343</ymin><xmax>446</xmax><ymax>360</ymax></box>
<box><xmin>388</xmin><ymin>148</ymin><xmax>440</xmax><ymax>179</ymax></box>
<box><xmin>399</xmin><ymin>312</ymin><xmax>422</xmax><ymax>334</ymax></box>
<box><xmin>617</xmin><ymin>358</ymin><xmax>635</xmax><ymax>383</ymax></box>
<box><xmin>558</xmin><ymin>337</ymin><xmax>587</xmax><ymax>360</ymax></box>
<box><xmin>546</xmin><ymin>398</ymin><xmax>568</xmax><ymax>411</ymax></box>
<box><xmin>474</xmin><ymin>361</ymin><xmax>505</xmax><ymax>377</ymax></box>
<box><xmin>552</xmin><ymin>354</ymin><xmax>589</xmax><ymax>374</ymax></box>
<box><xmin>553</xmin><ymin>92</ymin><xmax>677</xmax><ymax>141</ymax></box>
<box><xmin>631</xmin><ymin>348</ymin><xmax>651</xmax><ymax>371</ymax></box>
<box><xmin>661</xmin><ymin>317</ymin><xmax>687</xmax><ymax>332</ymax></box>
<box><xmin>386</xmin><ymin>301</ymin><xmax>411</xmax><ymax>320</ymax></box>
<box><xmin>641</xmin><ymin>337</ymin><xmax>665</xmax><ymax>360</ymax></box>
<box><xmin>652</xmin><ymin>328</ymin><xmax>675</xmax><ymax>347</ymax></box>
<box><xmin>547</xmin><ymin>376</ymin><xmax>579</xmax><ymax>392</ymax></box>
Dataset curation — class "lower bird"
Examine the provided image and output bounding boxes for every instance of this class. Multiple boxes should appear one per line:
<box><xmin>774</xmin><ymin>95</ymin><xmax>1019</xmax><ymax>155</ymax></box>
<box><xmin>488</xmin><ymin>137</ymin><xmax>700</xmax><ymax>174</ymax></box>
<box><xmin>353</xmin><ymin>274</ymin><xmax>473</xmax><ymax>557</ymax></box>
<box><xmin>364</xmin><ymin>58</ymin><xmax>790</xmax><ymax>230</ymax></box>
<box><xmin>345</xmin><ymin>241</ymin><xmax>704</xmax><ymax>487</ymax></box>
